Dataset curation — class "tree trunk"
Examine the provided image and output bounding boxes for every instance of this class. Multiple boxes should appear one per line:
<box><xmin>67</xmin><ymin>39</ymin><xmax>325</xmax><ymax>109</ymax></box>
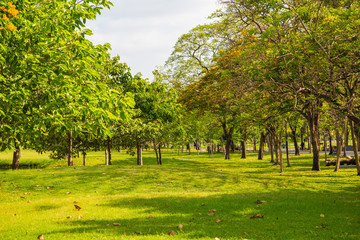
<box><xmin>77</xmin><ymin>151</ymin><xmax>80</xmax><ymax>158</ymax></box>
<box><xmin>188</xmin><ymin>142</ymin><xmax>191</xmax><ymax>155</ymax></box>
<box><xmin>225</xmin><ymin>136</ymin><xmax>231</xmax><ymax>160</ymax></box>
<box><xmin>350</xmin><ymin>121</ymin><xmax>360</xmax><ymax>176</ymax></box>
<box><xmin>222</xmin><ymin>122</ymin><xmax>234</xmax><ymax>160</ymax></box>
<box><xmin>324</xmin><ymin>134</ymin><xmax>327</xmax><ymax>162</ymax></box>
<box><xmin>343</xmin><ymin>123</ymin><xmax>348</xmax><ymax>157</ymax></box>
<box><xmin>68</xmin><ymin>131</ymin><xmax>73</xmax><ymax>166</ymax></box>
<box><xmin>136</xmin><ymin>143</ymin><xmax>143</xmax><ymax>165</ymax></box>
<box><xmin>307</xmin><ymin>126</ymin><xmax>312</xmax><ymax>153</ymax></box>
<box><xmin>290</xmin><ymin>125</ymin><xmax>300</xmax><ymax>155</ymax></box>
<box><xmin>105</xmin><ymin>148</ymin><xmax>108</xmax><ymax>166</ymax></box>
<box><xmin>279</xmin><ymin>138</ymin><xmax>284</xmax><ymax>173</ymax></box>
<box><xmin>258</xmin><ymin>132</ymin><xmax>266</xmax><ymax>160</ymax></box>
<box><xmin>273</xmin><ymin>134</ymin><xmax>280</xmax><ymax>165</ymax></box>
<box><xmin>306</xmin><ymin>111</ymin><xmax>321</xmax><ymax>171</ymax></box>
<box><xmin>196</xmin><ymin>140</ymin><xmax>200</xmax><ymax>155</ymax></box>
<box><xmin>107</xmin><ymin>137</ymin><xmax>112</xmax><ymax>165</ymax></box>
<box><xmin>12</xmin><ymin>144</ymin><xmax>20</xmax><ymax>170</ymax></box>
<box><xmin>253</xmin><ymin>137</ymin><xmax>257</xmax><ymax>152</ymax></box>
<box><xmin>83</xmin><ymin>152</ymin><xmax>86</xmax><ymax>166</ymax></box>
<box><xmin>241</xmin><ymin>140</ymin><xmax>247</xmax><ymax>159</ymax></box>
<box><xmin>334</xmin><ymin>129</ymin><xmax>342</xmax><ymax>172</ymax></box>
<box><xmin>329</xmin><ymin>133</ymin><xmax>333</xmax><ymax>155</ymax></box>
<box><xmin>268</xmin><ymin>135</ymin><xmax>274</xmax><ymax>163</ymax></box>
<box><xmin>154</xmin><ymin>140</ymin><xmax>159</xmax><ymax>163</ymax></box>
<box><xmin>285</xmin><ymin>123</ymin><xmax>290</xmax><ymax>167</ymax></box>
<box><xmin>158</xmin><ymin>144</ymin><xmax>162</xmax><ymax>165</ymax></box>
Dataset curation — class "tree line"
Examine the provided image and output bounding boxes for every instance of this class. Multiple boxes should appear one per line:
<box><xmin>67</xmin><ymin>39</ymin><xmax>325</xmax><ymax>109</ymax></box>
<box><xmin>1</xmin><ymin>0</ymin><xmax>360</xmax><ymax>176</ymax></box>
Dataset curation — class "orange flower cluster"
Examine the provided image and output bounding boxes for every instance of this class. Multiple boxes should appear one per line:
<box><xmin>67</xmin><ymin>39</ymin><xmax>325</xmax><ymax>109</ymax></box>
<box><xmin>0</xmin><ymin>2</ymin><xmax>19</xmax><ymax>31</ymax></box>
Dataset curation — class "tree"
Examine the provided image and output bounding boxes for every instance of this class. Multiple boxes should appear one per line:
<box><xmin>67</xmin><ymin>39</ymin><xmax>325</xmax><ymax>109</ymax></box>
<box><xmin>0</xmin><ymin>0</ymin><xmax>118</xmax><ymax>169</ymax></box>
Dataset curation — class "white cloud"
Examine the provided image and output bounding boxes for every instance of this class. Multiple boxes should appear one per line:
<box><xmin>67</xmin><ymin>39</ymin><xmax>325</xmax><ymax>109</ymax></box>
<box><xmin>86</xmin><ymin>0</ymin><xmax>220</xmax><ymax>79</ymax></box>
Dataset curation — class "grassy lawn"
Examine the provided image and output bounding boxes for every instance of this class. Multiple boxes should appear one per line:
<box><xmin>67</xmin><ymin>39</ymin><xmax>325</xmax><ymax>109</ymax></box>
<box><xmin>0</xmin><ymin>149</ymin><xmax>359</xmax><ymax>240</ymax></box>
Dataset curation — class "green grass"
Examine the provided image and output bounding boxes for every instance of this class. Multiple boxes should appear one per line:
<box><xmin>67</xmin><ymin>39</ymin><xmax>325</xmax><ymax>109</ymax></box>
<box><xmin>0</xmin><ymin>149</ymin><xmax>359</xmax><ymax>240</ymax></box>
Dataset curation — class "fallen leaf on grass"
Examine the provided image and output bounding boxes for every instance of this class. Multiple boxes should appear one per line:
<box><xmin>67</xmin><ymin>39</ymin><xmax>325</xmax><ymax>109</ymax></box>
<box><xmin>148</xmin><ymin>215</ymin><xmax>154</xmax><ymax>218</ymax></box>
<box><xmin>113</xmin><ymin>223</ymin><xmax>121</xmax><ymax>226</ymax></box>
<box><xmin>208</xmin><ymin>212</ymin><xmax>215</xmax><ymax>216</ymax></box>
<box><xmin>78</xmin><ymin>214</ymin><xmax>83</xmax><ymax>219</ymax></box>
<box><xmin>316</xmin><ymin>224</ymin><xmax>327</xmax><ymax>229</ymax></box>
<box><xmin>24</xmin><ymin>192</ymin><xmax>31</xmax><ymax>195</ymax></box>
<box><xmin>73</xmin><ymin>201</ymin><xmax>79</xmax><ymax>204</ymax></box>
<box><xmin>256</xmin><ymin>200</ymin><xmax>267</xmax><ymax>204</ymax></box>
<box><xmin>37</xmin><ymin>234</ymin><xmax>45</xmax><ymax>239</ymax></box>
<box><xmin>20</xmin><ymin>196</ymin><xmax>26</xmax><ymax>199</ymax></box>
<box><xmin>74</xmin><ymin>205</ymin><xmax>81</xmax><ymax>211</ymax></box>
<box><xmin>201</xmin><ymin>203</ymin><xmax>206</xmax><ymax>206</ymax></box>
<box><xmin>215</xmin><ymin>238</ymin><xmax>221</xmax><ymax>240</ymax></box>
<box><xmin>177</xmin><ymin>224</ymin><xmax>183</xmax><ymax>230</ymax></box>
<box><xmin>320</xmin><ymin>214</ymin><xmax>325</xmax><ymax>218</ymax></box>
<box><xmin>46</xmin><ymin>187</ymin><xmax>51</xmax><ymax>190</ymax></box>
<box><xmin>250</xmin><ymin>214</ymin><xmax>264</xmax><ymax>219</ymax></box>
<box><xmin>168</xmin><ymin>230</ymin><xmax>176</xmax><ymax>235</ymax></box>
<box><xmin>66</xmin><ymin>192</ymin><xmax>71</xmax><ymax>194</ymax></box>
<box><xmin>215</xmin><ymin>219</ymin><xmax>222</xmax><ymax>223</ymax></box>
<box><xmin>35</xmin><ymin>185</ymin><xmax>41</xmax><ymax>187</ymax></box>
<box><xmin>35</xmin><ymin>189</ymin><xmax>42</xmax><ymax>191</ymax></box>
<box><xmin>67</xmin><ymin>216</ymin><xmax>73</xmax><ymax>219</ymax></box>
<box><xmin>209</xmin><ymin>209</ymin><xmax>216</xmax><ymax>213</ymax></box>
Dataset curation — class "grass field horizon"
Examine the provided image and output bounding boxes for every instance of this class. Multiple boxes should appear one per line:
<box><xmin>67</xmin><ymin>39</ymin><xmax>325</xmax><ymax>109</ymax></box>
<box><xmin>1</xmin><ymin>149</ymin><xmax>359</xmax><ymax>239</ymax></box>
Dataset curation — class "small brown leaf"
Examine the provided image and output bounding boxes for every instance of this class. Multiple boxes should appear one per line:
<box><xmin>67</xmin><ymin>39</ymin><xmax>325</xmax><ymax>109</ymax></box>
<box><xmin>168</xmin><ymin>230</ymin><xmax>176</xmax><ymax>235</ymax></box>
<box><xmin>24</xmin><ymin>192</ymin><xmax>31</xmax><ymax>195</ymax></box>
<box><xmin>35</xmin><ymin>189</ymin><xmax>42</xmax><ymax>191</ymax></box>
<box><xmin>35</xmin><ymin>185</ymin><xmax>41</xmax><ymax>187</ymax></box>
<box><xmin>78</xmin><ymin>214</ymin><xmax>83</xmax><ymax>219</ymax></box>
<box><xmin>73</xmin><ymin>201</ymin><xmax>79</xmax><ymax>203</ymax></box>
<box><xmin>215</xmin><ymin>219</ymin><xmax>222</xmax><ymax>223</ymax></box>
<box><xmin>66</xmin><ymin>192</ymin><xmax>71</xmax><ymax>194</ymax></box>
<box><xmin>208</xmin><ymin>212</ymin><xmax>215</xmax><ymax>216</ymax></box>
<box><xmin>209</xmin><ymin>209</ymin><xmax>216</xmax><ymax>212</ymax></box>
<box><xmin>113</xmin><ymin>223</ymin><xmax>121</xmax><ymax>226</ymax></box>
<box><xmin>215</xmin><ymin>238</ymin><xmax>221</xmax><ymax>240</ymax></box>
<box><xmin>74</xmin><ymin>205</ymin><xmax>81</xmax><ymax>211</ymax></box>
<box><xmin>201</xmin><ymin>203</ymin><xmax>206</xmax><ymax>206</ymax></box>
<box><xmin>177</xmin><ymin>224</ymin><xmax>183</xmax><ymax>230</ymax></box>
<box><xmin>250</xmin><ymin>214</ymin><xmax>264</xmax><ymax>219</ymax></box>
<box><xmin>148</xmin><ymin>215</ymin><xmax>154</xmax><ymax>218</ymax></box>
<box><xmin>20</xmin><ymin>196</ymin><xmax>26</xmax><ymax>199</ymax></box>
<box><xmin>46</xmin><ymin>187</ymin><xmax>51</xmax><ymax>190</ymax></box>
<box><xmin>316</xmin><ymin>224</ymin><xmax>327</xmax><ymax>229</ymax></box>
<box><xmin>198</xmin><ymin>213</ymin><xmax>204</xmax><ymax>215</ymax></box>
<box><xmin>67</xmin><ymin>216</ymin><xmax>73</xmax><ymax>219</ymax></box>
<box><xmin>37</xmin><ymin>234</ymin><xmax>45</xmax><ymax>239</ymax></box>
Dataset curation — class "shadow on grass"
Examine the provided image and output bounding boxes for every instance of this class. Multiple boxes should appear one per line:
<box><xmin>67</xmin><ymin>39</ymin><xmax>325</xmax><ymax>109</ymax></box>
<box><xmin>49</xmin><ymin>190</ymin><xmax>360</xmax><ymax>239</ymax></box>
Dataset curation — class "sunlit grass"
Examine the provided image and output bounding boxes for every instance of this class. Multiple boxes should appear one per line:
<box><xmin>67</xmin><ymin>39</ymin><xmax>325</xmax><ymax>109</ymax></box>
<box><xmin>0</xmin><ymin>149</ymin><xmax>359</xmax><ymax>239</ymax></box>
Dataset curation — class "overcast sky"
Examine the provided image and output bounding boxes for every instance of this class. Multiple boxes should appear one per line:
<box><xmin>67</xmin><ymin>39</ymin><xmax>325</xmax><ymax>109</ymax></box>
<box><xmin>86</xmin><ymin>0</ymin><xmax>220</xmax><ymax>80</ymax></box>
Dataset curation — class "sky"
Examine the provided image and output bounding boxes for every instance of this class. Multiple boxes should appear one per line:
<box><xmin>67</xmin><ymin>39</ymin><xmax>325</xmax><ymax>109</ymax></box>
<box><xmin>86</xmin><ymin>0</ymin><xmax>220</xmax><ymax>80</ymax></box>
